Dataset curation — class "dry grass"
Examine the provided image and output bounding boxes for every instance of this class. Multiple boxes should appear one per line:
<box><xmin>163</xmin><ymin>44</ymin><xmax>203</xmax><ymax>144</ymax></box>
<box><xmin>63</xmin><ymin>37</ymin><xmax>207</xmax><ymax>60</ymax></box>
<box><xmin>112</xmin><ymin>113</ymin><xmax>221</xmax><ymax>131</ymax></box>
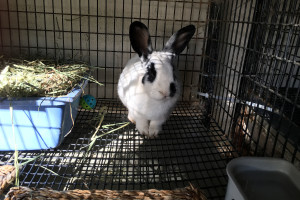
<box><xmin>0</xmin><ymin>55</ymin><xmax>100</xmax><ymax>98</ymax></box>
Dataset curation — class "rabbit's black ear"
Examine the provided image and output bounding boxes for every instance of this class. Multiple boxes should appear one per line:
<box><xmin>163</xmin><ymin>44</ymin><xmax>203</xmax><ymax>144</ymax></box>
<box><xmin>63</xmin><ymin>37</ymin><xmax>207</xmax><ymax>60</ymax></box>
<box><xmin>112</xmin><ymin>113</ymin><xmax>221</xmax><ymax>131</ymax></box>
<box><xmin>163</xmin><ymin>25</ymin><xmax>195</xmax><ymax>55</ymax></box>
<box><xmin>130</xmin><ymin>21</ymin><xmax>153</xmax><ymax>60</ymax></box>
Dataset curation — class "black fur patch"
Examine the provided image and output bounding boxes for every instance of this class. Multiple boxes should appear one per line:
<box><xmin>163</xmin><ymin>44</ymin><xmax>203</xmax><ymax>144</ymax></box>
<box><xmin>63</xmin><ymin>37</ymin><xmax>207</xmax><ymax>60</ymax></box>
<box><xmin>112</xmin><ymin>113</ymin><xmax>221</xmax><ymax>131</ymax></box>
<box><xmin>142</xmin><ymin>63</ymin><xmax>156</xmax><ymax>84</ymax></box>
<box><xmin>170</xmin><ymin>82</ymin><xmax>176</xmax><ymax>97</ymax></box>
<box><xmin>147</xmin><ymin>63</ymin><xmax>157</xmax><ymax>83</ymax></box>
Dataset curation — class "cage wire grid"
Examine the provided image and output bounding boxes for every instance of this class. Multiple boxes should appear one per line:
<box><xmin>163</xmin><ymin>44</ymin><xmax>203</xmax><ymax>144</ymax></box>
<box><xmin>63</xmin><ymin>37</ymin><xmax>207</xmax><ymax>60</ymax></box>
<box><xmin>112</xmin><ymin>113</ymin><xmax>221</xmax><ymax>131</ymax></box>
<box><xmin>0</xmin><ymin>100</ymin><xmax>236</xmax><ymax>199</ymax></box>
<box><xmin>0</xmin><ymin>0</ymin><xmax>300</xmax><ymax>199</ymax></box>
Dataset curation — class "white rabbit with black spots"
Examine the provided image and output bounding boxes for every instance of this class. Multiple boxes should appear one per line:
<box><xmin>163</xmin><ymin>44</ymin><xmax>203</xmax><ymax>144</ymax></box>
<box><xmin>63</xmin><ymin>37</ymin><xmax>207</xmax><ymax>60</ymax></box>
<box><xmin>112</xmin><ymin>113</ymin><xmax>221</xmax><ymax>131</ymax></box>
<box><xmin>118</xmin><ymin>21</ymin><xmax>195</xmax><ymax>138</ymax></box>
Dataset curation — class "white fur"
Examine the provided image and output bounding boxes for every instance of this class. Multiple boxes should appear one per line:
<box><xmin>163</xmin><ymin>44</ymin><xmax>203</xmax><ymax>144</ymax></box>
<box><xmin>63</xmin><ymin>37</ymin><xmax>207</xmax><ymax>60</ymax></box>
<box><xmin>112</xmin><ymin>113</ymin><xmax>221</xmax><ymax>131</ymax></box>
<box><xmin>118</xmin><ymin>52</ymin><xmax>180</xmax><ymax>138</ymax></box>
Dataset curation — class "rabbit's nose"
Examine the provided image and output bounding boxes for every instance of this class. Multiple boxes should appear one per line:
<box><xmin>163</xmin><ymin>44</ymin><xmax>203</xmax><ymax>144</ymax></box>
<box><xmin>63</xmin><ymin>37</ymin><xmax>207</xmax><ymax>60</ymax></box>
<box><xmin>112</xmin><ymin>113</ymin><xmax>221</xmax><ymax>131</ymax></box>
<box><xmin>159</xmin><ymin>91</ymin><xmax>168</xmax><ymax>98</ymax></box>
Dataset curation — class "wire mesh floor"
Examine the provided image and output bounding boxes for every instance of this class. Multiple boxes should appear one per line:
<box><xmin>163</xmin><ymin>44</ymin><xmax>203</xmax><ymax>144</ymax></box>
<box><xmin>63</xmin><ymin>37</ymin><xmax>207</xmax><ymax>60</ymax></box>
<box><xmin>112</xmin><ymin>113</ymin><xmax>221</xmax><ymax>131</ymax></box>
<box><xmin>0</xmin><ymin>99</ymin><xmax>238</xmax><ymax>199</ymax></box>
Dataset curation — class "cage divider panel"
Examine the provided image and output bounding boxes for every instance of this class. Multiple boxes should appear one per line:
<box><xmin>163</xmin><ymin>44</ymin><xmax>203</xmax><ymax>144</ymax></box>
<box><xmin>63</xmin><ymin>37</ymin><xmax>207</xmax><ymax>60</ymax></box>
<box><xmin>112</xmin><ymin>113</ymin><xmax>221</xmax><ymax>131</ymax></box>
<box><xmin>231</xmin><ymin>0</ymin><xmax>270</xmax><ymax>154</ymax></box>
<box><xmin>202</xmin><ymin>2</ymin><xmax>220</xmax><ymax>128</ymax></box>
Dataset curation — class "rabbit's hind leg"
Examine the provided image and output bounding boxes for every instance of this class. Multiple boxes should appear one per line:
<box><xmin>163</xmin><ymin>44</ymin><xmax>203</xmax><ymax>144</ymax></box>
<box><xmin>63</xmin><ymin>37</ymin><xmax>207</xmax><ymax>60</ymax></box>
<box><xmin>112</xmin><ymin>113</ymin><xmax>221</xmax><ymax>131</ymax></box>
<box><xmin>128</xmin><ymin>112</ymin><xmax>136</xmax><ymax>124</ymax></box>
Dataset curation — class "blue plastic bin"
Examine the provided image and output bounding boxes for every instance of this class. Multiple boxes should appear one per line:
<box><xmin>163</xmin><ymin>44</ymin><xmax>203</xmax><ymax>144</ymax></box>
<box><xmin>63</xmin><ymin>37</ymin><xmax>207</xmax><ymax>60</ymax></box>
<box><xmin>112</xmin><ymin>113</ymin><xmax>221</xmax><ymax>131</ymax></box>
<box><xmin>0</xmin><ymin>80</ymin><xmax>88</xmax><ymax>151</ymax></box>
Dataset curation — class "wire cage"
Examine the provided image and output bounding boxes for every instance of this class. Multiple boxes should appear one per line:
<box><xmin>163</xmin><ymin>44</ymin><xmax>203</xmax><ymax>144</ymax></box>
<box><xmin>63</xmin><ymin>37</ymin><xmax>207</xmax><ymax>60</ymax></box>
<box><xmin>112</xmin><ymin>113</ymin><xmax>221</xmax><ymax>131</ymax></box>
<box><xmin>0</xmin><ymin>0</ymin><xmax>299</xmax><ymax>199</ymax></box>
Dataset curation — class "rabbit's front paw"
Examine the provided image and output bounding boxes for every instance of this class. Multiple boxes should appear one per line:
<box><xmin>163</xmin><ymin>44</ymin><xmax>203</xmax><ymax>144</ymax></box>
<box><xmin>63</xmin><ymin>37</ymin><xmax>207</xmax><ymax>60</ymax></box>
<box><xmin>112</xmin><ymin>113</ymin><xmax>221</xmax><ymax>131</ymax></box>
<box><xmin>148</xmin><ymin>121</ymin><xmax>162</xmax><ymax>138</ymax></box>
<box><xmin>148</xmin><ymin>126</ymin><xmax>160</xmax><ymax>138</ymax></box>
<box><xmin>136</xmin><ymin>120</ymin><xmax>149</xmax><ymax>136</ymax></box>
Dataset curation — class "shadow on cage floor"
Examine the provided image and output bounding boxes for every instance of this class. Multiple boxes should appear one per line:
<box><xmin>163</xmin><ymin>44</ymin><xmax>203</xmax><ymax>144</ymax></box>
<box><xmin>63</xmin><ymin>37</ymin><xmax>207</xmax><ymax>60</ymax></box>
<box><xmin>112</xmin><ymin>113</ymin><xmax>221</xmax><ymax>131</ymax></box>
<box><xmin>0</xmin><ymin>99</ymin><xmax>238</xmax><ymax>199</ymax></box>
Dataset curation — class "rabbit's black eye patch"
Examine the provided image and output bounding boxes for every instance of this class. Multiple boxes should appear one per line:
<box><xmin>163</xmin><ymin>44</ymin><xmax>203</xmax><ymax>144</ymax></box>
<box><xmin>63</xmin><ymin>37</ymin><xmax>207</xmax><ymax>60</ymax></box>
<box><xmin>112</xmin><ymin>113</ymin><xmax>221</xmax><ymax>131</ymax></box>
<box><xmin>170</xmin><ymin>82</ymin><xmax>176</xmax><ymax>97</ymax></box>
<box><xmin>148</xmin><ymin>63</ymin><xmax>156</xmax><ymax>82</ymax></box>
<box><xmin>143</xmin><ymin>62</ymin><xmax>156</xmax><ymax>84</ymax></box>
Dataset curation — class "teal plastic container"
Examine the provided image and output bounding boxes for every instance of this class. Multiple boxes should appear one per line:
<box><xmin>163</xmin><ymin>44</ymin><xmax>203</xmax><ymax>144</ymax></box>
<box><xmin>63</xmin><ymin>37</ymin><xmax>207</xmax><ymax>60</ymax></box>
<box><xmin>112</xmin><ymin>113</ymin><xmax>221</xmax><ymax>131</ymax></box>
<box><xmin>0</xmin><ymin>80</ymin><xmax>88</xmax><ymax>151</ymax></box>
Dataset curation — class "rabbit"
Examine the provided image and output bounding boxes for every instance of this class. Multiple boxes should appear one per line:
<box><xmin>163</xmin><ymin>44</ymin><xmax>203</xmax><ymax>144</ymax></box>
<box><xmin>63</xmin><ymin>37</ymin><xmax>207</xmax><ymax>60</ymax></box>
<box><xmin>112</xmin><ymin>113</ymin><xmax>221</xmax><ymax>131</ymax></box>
<box><xmin>118</xmin><ymin>21</ymin><xmax>195</xmax><ymax>138</ymax></box>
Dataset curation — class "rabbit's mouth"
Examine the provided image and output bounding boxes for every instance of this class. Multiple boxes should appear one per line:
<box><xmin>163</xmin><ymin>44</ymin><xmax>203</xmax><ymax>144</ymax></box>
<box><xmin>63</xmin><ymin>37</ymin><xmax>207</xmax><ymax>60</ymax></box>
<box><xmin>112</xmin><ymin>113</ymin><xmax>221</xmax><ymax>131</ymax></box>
<box><xmin>150</xmin><ymin>90</ymin><xmax>172</xmax><ymax>101</ymax></box>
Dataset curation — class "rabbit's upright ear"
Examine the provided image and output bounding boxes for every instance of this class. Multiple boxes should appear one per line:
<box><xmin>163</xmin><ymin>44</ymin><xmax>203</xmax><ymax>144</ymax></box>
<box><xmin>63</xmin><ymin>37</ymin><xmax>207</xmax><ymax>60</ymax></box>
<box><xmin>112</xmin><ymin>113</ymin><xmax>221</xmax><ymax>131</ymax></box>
<box><xmin>130</xmin><ymin>21</ymin><xmax>153</xmax><ymax>61</ymax></box>
<box><xmin>163</xmin><ymin>25</ymin><xmax>195</xmax><ymax>55</ymax></box>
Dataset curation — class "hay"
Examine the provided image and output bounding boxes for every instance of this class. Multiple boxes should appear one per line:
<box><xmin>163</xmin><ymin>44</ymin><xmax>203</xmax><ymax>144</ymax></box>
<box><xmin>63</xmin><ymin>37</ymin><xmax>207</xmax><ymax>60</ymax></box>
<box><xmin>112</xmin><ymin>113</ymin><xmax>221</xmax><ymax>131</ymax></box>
<box><xmin>0</xmin><ymin>165</ymin><xmax>16</xmax><ymax>195</ymax></box>
<box><xmin>0</xmin><ymin>55</ymin><xmax>99</xmax><ymax>98</ymax></box>
<box><xmin>5</xmin><ymin>185</ymin><xmax>207</xmax><ymax>200</ymax></box>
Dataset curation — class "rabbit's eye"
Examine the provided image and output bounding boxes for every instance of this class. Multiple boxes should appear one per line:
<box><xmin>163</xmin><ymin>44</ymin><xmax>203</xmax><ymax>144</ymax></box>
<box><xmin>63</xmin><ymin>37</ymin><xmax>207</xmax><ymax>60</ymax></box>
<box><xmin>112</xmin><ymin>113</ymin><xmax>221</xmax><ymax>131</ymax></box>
<box><xmin>142</xmin><ymin>62</ymin><xmax>156</xmax><ymax>84</ymax></box>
